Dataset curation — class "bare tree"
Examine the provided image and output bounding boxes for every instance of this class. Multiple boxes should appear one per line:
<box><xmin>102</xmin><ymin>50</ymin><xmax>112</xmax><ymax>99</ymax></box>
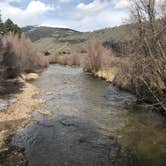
<box><xmin>129</xmin><ymin>0</ymin><xmax>166</xmax><ymax>111</ymax></box>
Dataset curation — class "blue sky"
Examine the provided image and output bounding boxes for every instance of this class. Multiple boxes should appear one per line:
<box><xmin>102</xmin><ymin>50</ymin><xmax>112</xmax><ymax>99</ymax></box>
<box><xmin>0</xmin><ymin>0</ymin><xmax>130</xmax><ymax>31</ymax></box>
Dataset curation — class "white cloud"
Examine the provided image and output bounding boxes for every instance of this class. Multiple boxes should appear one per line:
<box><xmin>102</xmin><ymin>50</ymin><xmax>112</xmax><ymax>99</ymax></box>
<box><xmin>40</xmin><ymin>0</ymin><xmax>128</xmax><ymax>32</ymax></box>
<box><xmin>0</xmin><ymin>0</ymin><xmax>54</xmax><ymax>26</ymax></box>
<box><xmin>73</xmin><ymin>10</ymin><xmax>128</xmax><ymax>31</ymax></box>
<box><xmin>25</xmin><ymin>1</ymin><xmax>53</xmax><ymax>16</ymax></box>
<box><xmin>40</xmin><ymin>19</ymin><xmax>68</xmax><ymax>28</ymax></box>
<box><xmin>76</xmin><ymin>0</ymin><xmax>109</xmax><ymax>12</ymax></box>
<box><xmin>113</xmin><ymin>0</ymin><xmax>130</xmax><ymax>9</ymax></box>
<box><xmin>72</xmin><ymin>0</ymin><xmax>129</xmax><ymax>31</ymax></box>
<box><xmin>75</xmin><ymin>0</ymin><xmax>112</xmax><ymax>21</ymax></box>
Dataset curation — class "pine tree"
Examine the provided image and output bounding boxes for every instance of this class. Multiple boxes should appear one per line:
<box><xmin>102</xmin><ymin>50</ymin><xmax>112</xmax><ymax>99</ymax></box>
<box><xmin>4</xmin><ymin>19</ymin><xmax>21</xmax><ymax>36</ymax></box>
<box><xmin>0</xmin><ymin>12</ymin><xmax>4</xmax><ymax>35</ymax></box>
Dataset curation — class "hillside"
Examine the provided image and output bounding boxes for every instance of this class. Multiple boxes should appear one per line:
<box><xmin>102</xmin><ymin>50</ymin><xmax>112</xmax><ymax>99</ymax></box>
<box><xmin>22</xmin><ymin>24</ymin><xmax>137</xmax><ymax>56</ymax></box>
<box><xmin>22</xmin><ymin>26</ymin><xmax>81</xmax><ymax>42</ymax></box>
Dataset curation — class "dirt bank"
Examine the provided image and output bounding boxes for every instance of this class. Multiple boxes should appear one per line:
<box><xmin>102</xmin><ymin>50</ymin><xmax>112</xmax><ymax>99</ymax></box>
<box><xmin>0</xmin><ymin>76</ymin><xmax>44</xmax><ymax>166</ymax></box>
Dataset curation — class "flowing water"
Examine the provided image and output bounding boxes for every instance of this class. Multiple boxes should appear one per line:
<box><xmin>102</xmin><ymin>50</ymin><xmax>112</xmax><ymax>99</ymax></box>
<box><xmin>13</xmin><ymin>65</ymin><xmax>166</xmax><ymax>166</ymax></box>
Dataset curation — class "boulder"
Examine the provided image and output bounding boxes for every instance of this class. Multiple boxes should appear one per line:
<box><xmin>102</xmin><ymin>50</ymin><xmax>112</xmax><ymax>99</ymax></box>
<box><xmin>20</xmin><ymin>74</ymin><xmax>26</xmax><ymax>80</ymax></box>
<box><xmin>37</xmin><ymin>109</ymin><xmax>52</xmax><ymax>116</ymax></box>
<box><xmin>26</xmin><ymin>73</ymin><xmax>39</xmax><ymax>81</ymax></box>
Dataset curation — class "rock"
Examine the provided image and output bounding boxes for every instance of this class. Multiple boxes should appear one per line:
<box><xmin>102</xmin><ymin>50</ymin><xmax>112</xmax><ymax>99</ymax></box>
<box><xmin>20</xmin><ymin>74</ymin><xmax>26</xmax><ymax>80</ymax></box>
<box><xmin>17</xmin><ymin>74</ymin><xmax>26</xmax><ymax>83</ymax></box>
<box><xmin>60</xmin><ymin>119</ymin><xmax>76</xmax><ymax>127</ymax></box>
<box><xmin>45</xmin><ymin>92</ymin><xmax>53</xmax><ymax>95</ymax></box>
<box><xmin>0</xmin><ymin>130</ymin><xmax>8</xmax><ymax>148</ymax></box>
<box><xmin>37</xmin><ymin>109</ymin><xmax>52</xmax><ymax>116</ymax></box>
<box><xmin>25</xmin><ymin>73</ymin><xmax>39</xmax><ymax>81</ymax></box>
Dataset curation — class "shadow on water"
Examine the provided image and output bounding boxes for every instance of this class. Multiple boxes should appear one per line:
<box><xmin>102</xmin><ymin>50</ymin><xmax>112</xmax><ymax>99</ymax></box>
<box><xmin>0</xmin><ymin>80</ymin><xmax>24</xmax><ymax>111</ymax></box>
<box><xmin>0</xmin><ymin>80</ymin><xmax>24</xmax><ymax>97</ymax></box>
<box><xmin>13</xmin><ymin>115</ymin><xmax>139</xmax><ymax>166</ymax></box>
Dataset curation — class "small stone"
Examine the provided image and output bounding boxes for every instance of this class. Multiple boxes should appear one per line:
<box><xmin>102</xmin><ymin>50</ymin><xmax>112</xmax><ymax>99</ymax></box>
<box><xmin>46</xmin><ymin>92</ymin><xmax>53</xmax><ymax>95</ymax></box>
<box><xmin>37</xmin><ymin>109</ymin><xmax>52</xmax><ymax>116</ymax></box>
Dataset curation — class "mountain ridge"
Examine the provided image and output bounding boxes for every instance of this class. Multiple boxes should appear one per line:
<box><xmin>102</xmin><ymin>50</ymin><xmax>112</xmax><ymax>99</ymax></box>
<box><xmin>22</xmin><ymin>24</ymin><xmax>137</xmax><ymax>56</ymax></box>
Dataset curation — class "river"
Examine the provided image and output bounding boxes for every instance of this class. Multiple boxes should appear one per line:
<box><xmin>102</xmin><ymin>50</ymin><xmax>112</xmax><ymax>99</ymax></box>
<box><xmin>13</xmin><ymin>65</ymin><xmax>166</xmax><ymax>166</ymax></box>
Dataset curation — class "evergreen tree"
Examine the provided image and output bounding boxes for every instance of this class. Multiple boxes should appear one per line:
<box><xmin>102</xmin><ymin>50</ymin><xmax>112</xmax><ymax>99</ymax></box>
<box><xmin>0</xmin><ymin>12</ymin><xmax>4</xmax><ymax>35</ymax></box>
<box><xmin>4</xmin><ymin>19</ymin><xmax>21</xmax><ymax>36</ymax></box>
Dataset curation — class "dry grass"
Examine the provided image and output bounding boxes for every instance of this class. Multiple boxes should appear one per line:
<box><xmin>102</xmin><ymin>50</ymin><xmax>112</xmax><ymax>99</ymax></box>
<box><xmin>112</xmin><ymin>58</ymin><xmax>132</xmax><ymax>90</ymax></box>
<box><xmin>48</xmin><ymin>54</ymin><xmax>81</xmax><ymax>66</ymax></box>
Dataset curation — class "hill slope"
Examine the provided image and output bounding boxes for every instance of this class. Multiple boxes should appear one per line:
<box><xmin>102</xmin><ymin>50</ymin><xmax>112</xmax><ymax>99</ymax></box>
<box><xmin>22</xmin><ymin>26</ymin><xmax>81</xmax><ymax>42</ymax></box>
<box><xmin>22</xmin><ymin>24</ymin><xmax>137</xmax><ymax>56</ymax></box>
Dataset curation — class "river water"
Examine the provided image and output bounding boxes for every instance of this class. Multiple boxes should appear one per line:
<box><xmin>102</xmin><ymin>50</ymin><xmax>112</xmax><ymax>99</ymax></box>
<box><xmin>13</xmin><ymin>65</ymin><xmax>166</xmax><ymax>166</ymax></box>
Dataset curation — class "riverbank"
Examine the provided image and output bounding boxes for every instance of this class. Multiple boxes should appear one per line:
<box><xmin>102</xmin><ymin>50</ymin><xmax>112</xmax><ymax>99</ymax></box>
<box><xmin>0</xmin><ymin>74</ymin><xmax>44</xmax><ymax>166</ymax></box>
<box><xmin>94</xmin><ymin>66</ymin><xmax>131</xmax><ymax>91</ymax></box>
<box><xmin>93</xmin><ymin>66</ymin><xmax>166</xmax><ymax>112</ymax></box>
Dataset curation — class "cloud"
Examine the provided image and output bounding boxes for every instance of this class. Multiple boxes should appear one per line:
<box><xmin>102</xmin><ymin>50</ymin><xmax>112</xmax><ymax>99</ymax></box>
<box><xmin>40</xmin><ymin>0</ymin><xmax>128</xmax><ymax>32</ymax></box>
<box><xmin>40</xmin><ymin>19</ymin><xmax>68</xmax><ymax>28</ymax></box>
<box><xmin>59</xmin><ymin>0</ymin><xmax>72</xmax><ymax>3</ymax></box>
<box><xmin>3</xmin><ymin>0</ymin><xmax>22</xmax><ymax>2</ymax></box>
<box><xmin>0</xmin><ymin>0</ymin><xmax>130</xmax><ymax>31</ymax></box>
<box><xmin>76</xmin><ymin>0</ymin><xmax>109</xmax><ymax>12</ymax></box>
<box><xmin>75</xmin><ymin>0</ymin><xmax>112</xmax><ymax>21</ymax></box>
<box><xmin>73</xmin><ymin>9</ymin><xmax>128</xmax><ymax>31</ymax></box>
<box><xmin>69</xmin><ymin>0</ymin><xmax>127</xmax><ymax>31</ymax></box>
<box><xmin>25</xmin><ymin>1</ymin><xmax>53</xmax><ymax>16</ymax></box>
<box><xmin>113</xmin><ymin>0</ymin><xmax>130</xmax><ymax>9</ymax></box>
<box><xmin>0</xmin><ymin>0</ymin><xmax>54</xmax><ymax>26</ymax></box>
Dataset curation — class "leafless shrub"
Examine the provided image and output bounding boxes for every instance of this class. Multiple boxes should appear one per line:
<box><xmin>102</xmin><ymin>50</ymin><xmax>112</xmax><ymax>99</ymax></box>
<box><xmin>112</xmin><ymin>58</ymin><xmax>132</xmax><ymax>90</ymax></box>
<box><xmin>1</xmin><ymin>33</ymin><xmax>48</xmax><ymax>78</ymax></box>
<box><xmin>82</xmin><ymin>40</ymin><xmax>111</xmax><ymax>72</ymax></box>
<box><xmin>48</xmin><ymin>54</ymin><xmax>80</xmax><ymax>66</ymax></box>
<box><xmin>128</xmin><ymin>0</ymin><xmax>166</xmax><ymax>111</ymax></box>
<box><xmin>48</xmin><ymin>55</ymin><xmax>58</xmax><ymax>64</ymax></box>
<box><xmin>67</xmin><ymin>54</ymin><xmax>80</xmax><ymax>66</ymax></box>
